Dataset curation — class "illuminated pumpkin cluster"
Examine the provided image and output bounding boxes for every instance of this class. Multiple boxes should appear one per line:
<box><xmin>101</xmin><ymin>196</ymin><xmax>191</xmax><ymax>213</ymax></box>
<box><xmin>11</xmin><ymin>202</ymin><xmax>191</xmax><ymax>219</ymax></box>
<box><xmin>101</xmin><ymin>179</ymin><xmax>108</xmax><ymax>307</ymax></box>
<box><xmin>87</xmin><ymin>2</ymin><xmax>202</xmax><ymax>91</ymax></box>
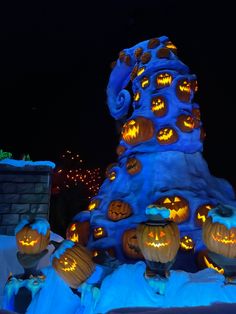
<box><xmin>52</xmin><ymin>240</ymin><xmax>95</xmax><ymax>289</ymax></box>
<box><xmin>15</xmin><ymin>218</ymin><xmax>50</xmax><ymax>255</ymax></box>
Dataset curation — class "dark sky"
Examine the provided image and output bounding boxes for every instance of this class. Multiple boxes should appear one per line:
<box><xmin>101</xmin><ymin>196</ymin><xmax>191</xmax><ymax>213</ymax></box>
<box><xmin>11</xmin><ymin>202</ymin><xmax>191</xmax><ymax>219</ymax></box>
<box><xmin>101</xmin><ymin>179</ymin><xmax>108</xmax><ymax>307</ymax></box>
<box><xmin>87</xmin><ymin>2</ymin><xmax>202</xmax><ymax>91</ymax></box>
<box><xmin>1</xmin><ymin>1</ymin><xmax>235</xmax><ymax>185</ymax></box>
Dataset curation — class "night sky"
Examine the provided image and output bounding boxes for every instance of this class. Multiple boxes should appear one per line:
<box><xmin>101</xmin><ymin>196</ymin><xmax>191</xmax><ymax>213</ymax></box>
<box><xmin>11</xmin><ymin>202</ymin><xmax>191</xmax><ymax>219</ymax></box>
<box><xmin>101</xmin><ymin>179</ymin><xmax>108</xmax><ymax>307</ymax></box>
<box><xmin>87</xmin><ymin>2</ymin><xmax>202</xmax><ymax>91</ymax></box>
<box><xmin>1</xmin><ymin>1</ymin><xmax>235</xmax><ymax>186</ymax></box>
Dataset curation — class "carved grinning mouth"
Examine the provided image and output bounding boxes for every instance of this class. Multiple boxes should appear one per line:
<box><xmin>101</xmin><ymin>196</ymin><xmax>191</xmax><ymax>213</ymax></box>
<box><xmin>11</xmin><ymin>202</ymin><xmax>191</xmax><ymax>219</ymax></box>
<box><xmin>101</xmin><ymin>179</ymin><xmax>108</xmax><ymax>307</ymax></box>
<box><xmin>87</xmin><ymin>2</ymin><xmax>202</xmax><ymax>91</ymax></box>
<box><xmin>158</xmin><ymin>129</ymin><xmax>173</xmax><ymax>141</ymax></box>
<box><xmin>61</xmin><ymin>258</ymin><xmax>77</xmax><ymax>272</ymax></box>
<box><xmin>212</xmin><ymin>234</ymin><xmax>236</xmax><ymax>244</ymax></box>
<box><xmin>179</xmin><ymin>84</ymin><xmax>191</xmax><ymax>93</ymax></box>
<box><xmin>197</xmin><ymin>213</ymin><xmax>207</xmax><ymax>223</ymax></box>
<box><xmin>145</xmin><ymin>241</ymin><xmax>169</xmax><ymax>248</ymax></box>
<box><xmin>70</xmin><ymin>234</ymin><xmax>79</xmax><ymax>242</ymax></box>
<box><xmin>152</xmin><ymin>102</ymin><xmax>164</xmax><ymax>111</ymax></box>
<box><xmin>183</xmin><ymin>120</ymin><xmax>194</xmax><ymax>128</ymax></box>
<box><xmin>203</xmin><ymin>256</ymin><xmax>224</xmax><ymax>274</ymax></box>
<box><xmin>169</xmin><ymin>206</ymin><xmax>188</xmax><ymax>219</ymax></box>
<box><xmin>122</xmin><ymin>124</ymin><xmax>139</xmax><ymax>141</ymax></box>
<box><xmin>19</xmin><ymin>239</ymin><xmax>38</xmax><ymax>246</ymax></box>
<box><xmin>157</xmin><ymin>75</ymin><xmax>172</xmax><ymax>86</ymax></box>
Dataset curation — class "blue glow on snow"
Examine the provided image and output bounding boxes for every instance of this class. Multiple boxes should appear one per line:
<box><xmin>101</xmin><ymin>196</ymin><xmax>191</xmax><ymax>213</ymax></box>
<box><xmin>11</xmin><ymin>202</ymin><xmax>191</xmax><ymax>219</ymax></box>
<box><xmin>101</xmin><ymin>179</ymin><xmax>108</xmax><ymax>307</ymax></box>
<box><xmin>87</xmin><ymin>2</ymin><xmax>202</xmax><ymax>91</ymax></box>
<box><xmin>146</xmin><ymin>206</ymin><xmax>171</xmax><ymax>219</ymax></box>
<box><xmin>0</xmin><ymin>158</ymin><xmax>55</xmax><ymax>168</ymax></box>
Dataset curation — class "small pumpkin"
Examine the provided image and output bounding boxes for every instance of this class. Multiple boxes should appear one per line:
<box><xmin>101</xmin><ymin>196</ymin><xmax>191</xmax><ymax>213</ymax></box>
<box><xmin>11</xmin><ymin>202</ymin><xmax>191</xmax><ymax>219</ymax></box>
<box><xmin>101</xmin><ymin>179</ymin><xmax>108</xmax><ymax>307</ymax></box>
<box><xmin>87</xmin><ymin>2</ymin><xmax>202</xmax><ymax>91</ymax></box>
<box><xmin>137</xmin><ymin>220</ymin><xmax>180</xmax><ymax>263</ymax></box>
<box><xmin>66</xmin><ymin>221</ymin><xmax>90</xmax><ymax>246</ymax></box>
<box><xmin>195</xmin><ymin>203</ymin><xmax>214</xmax><ymax>227</ymax></box>
<box><xmin>156</xmin><ymin>127</ymin><xmax>178</xmax><ymax>145</ymax></box>
<box><xmin>121</xmin><ymin>117</ymin><xmax>154</xmax><ymax>145</ymax></box>
<box><xmin>108</xmin><ymin>200</ymin><xmax>132</xmax><ymax>221</ymax></box>
<box><xmin>156</xmin><ymin>73</ymin><xmax>173</xmax><ymax>89</ymax></box>
<box><xmin>151</xmin><ymin>96</ymin><xmax>168</xmax><ymax>117</ymax></box>
<box><xmin>122</xmin><ymin>229</ymin><xmax>144</xmax><ymax>259</ymax></box>
<box><xmin>203</xmin><ymin>205</ymin><xmax>236</xmax><ymax>258</ymax></box>
<box><xmin>154</xmin><ymin>196</ymin><xmax>189</xmax><ymax>224</ymax></box>
<box><xmin>176</xmin><ymin>114</ymin><xmax>195</xmax><ymax>132</ymax></box>
<box><xmin>176</xmin><ymin>79</ymin><xmax>191</xmax><ymax>102</ymax></box>
<box><xmin>15</xmin><ymin>218</ymin><xmax>50</xmax><ymax>255</ymax></box>
<box><xmin>93</xmin><ymin>227</ymin><xmax>106</xmax><ymax>240</ymax></box>
<box><xmin>52</xmin><ymin>240</ymin><xmax>95</xmax><ymax>289</ymax></box>
<box><xmin>180</xmin><ymin>235</ymin><xmax>195</xmax><ymax>251</ymax></box>
<box><xmin>126</xmin><ymin>157</ymin><xmax>142</xmax><ymax>175</ymax></box>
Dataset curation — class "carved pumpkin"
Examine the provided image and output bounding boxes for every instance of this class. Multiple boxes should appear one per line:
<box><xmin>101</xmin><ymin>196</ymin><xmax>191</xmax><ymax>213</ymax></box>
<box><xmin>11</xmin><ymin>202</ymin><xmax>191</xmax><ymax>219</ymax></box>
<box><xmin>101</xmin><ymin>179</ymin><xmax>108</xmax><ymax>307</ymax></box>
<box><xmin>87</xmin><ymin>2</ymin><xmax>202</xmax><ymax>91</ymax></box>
<box><xmin>137</xmin><ymin>221</ymin><xmax>180</xmax><ymax>263</ymax></box>
<box><xmin>203</xmin><ymin>206</ymin><xmax>236</xmax><ymax>258</ymax></box>
<box><xmin>197</xmin><ymin>249</ymin><xmax>224</xmax><ymax>274</ymax></box>
<box><xmin>126</xmin><ymin>157</ymin><xmax>142</xmax><ymax>175</ymax></box>
<box><xmin>15</xmin><ymin>218</ymin><xmax>50</xmax><ymax>255</ymax></box>
<box><xmin>156</xmin><ymin>73</ymin><xmax>173</xmax><ymax>88</ymax></box>
<box><xmin>164</xmin><ymin>41</ymin><xmax>177</xmax><ymax>54</ymax></box>
<box><xmin>52</xmin><ymin>241</ymin><xmax>95</xmax><ymax>289</ymax></box>
<box><xmin>116</xmin><ymin>145</ymin><xmax>126</xmax><ymax>156</ymax></box>
<box><xmin>195</xmin><ymin>203</ymin><xmax>214</xmax><ymax>227</ymax></box>
<box><xmin>108</xmin><ymin>200</ymin><xmax>132</xmax><ymax>221</ymax></box>
<box><xmin>121</xmin><ymin>117</ymin><xmax>154</xmax><ymax>145</ymax></box>
<box><xmin>141</xmin><ymin>76</ymin><xmax>150</xmax><ymax>89</ymax></box>
<box><xmin>88</xmin><ymin>198</ymin><xmax>101</xmax><ymax>211</ymax></box>
<box><xmin>66</xmin><ymin>221</ymin><xmax>90</xmax><ymax>246</ymax></box>
<box><xmin>176</xmin><ymin>114</ymin><xmax>195</xmax><ymax>132</ymax></box>
<box><xmin>93</xmin><ymin>227</ymin><xmax>106</xmax><ymax>240</ymax></box>
<box><xmin>176</xmin><ymin>79</ymin><xmax>191</xmax><ymax>102</ymax></box>
<box><xmin>192</xmin><ymin>108</ymin><xmax>201</xmax><ymax>128</ymax></box>
<box><xmin>154</xmin><ymin>196</ymin><xmax>189</xmax><ymax>223</ymax></box>
<box><xmin>156</xmin><ymin>127</ymin><xmax>178</xmax><ymax>145</ymax></box>
<box><xmin>151</xmin><ymin>96</ymin><xmax>167</xmax><ymax>117</ymax></box>
<box><xmin>122</xmin><ymin>229</ymin><xmax>144</xmax><ymax>259</ymax></box>
<box><xmin>180</xmin><ymin>235</ymin><xmax>195</xmax><ymax>251</ymax></box>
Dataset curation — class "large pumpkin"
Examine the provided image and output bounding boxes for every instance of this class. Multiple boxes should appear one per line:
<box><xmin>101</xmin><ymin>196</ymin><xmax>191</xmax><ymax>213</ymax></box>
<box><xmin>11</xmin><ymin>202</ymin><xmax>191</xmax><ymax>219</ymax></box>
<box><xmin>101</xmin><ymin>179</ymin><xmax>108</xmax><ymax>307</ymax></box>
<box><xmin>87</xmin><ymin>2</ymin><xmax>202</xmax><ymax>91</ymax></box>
<box><xmin>154</xmin><ymin>196</ymin><xmax>189</xmax><ymax>223</ymax></box>
<box><xmin>66</xmin><ymin>221</ymin><xmax>90</xmax><ymax>245</ymax></box>
<box><xmin>52</xmin><ymin>240</ymin><xmax>95</xmax><ymax>289</ymax></box>
<box><xmin>121</xmin><ymin>117</ymin><xmax>154</xmax><ymax>145</ymax></box>
<box><xmin>137</xmin><ymin>221</ymin><xmax>180</xmax><ymax>263</ymax></box>
<box><xmin>203</xmin><ymin>205</ymin><xmax>236</xmax><ymax>258</ymax></box>
<box><xmin>122</xmin><ymin>229</ymin><xmax>144</xmax><ymax>259</ymax></box>
<box><xmin>15</xmin><ymin>218</ymin><xmax>50</xmax><ymax>255</ymax></box>
<box><xmin>108</xmin><ymin>200</ymin><xmax>132</xmax><ymax>221</ymax></box>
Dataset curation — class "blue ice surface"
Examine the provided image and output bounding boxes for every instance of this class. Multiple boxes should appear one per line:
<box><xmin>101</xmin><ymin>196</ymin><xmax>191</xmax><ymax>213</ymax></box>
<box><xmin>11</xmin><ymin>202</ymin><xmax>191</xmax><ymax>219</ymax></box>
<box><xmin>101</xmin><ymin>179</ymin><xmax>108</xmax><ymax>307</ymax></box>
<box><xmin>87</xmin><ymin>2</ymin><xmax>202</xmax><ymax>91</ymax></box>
<box><xmin>0</xmin><ymin>158</ymin><xmax>55</xmax><ymax>168</ymax></box>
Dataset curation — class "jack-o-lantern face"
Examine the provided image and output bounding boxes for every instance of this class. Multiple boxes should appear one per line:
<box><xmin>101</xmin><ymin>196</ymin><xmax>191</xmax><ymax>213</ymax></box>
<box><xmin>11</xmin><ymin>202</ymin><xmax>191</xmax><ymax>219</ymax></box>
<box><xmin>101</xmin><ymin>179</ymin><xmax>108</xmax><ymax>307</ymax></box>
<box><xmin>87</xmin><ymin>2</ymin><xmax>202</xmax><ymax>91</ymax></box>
<box><xmin>197</xmin><ymin>249</ymin><xmax>224</xmax><ymax>274</ymax></box>
<box><xmin>88</xmin><ymin>198</ymin><xmax>101</xmax><ymax>211</ymax></box>
<box><xmin>122</xmin><ymin>229</ymin><xmax>144</xmax><ymax>259</ymax></box>
<box><xmin>108</xmin><ymin>200</ymin><xmax>132</xmax><ymax>221</ymax></box>
<box><xmin>141</xmin><ymin>76</ymin><xmax>150</xmax><ymax>89</ymax></box>
<box><xmin>156</xmin><ymin>73</ymin><xmax>173</xmax><ymax>88</ymax></box>
<box><xmin>151</xmin><ymin>96</ymin><xmax>167</xmax><ymax>117</ymax></box>
<box><xmin>52</xmin><ymin>243</ymin><xmax>95</xmax><ymax>289</ymax></box>
<box><xmin>116</xmin><ymin>145</ymin><xmax>126</xmax><ymax>156</ymax></box>
<box><xmin>16</xmin><ymin>220</ymin><xmax>50</xmax><ymax>255</ymax></box>
<box><xmin>176</xmin><ymin>79</ymin><xmax>191</xmax><ymax>102</ymax></box>
<box><xmin>203</xmin><ymin>207</ymin><xmax>236</xmax><ymax>258</ymax></box>
<box><xmin>195</xmin><ymin>204</ymin><xmax>214</xmax><ymax>227</ymax></box>
<box><xmin>180</xmin><ymin>236</ymin><xmax>195</xmax><ymax>251</ymax></box>
<box><xmin>121</xmin><ymin>117</ymin><xmax>154</xmax><ymax>145</ymax></box>
<box><xmin>66</xmin><ymin>221</ymin><xmax>90</xmax><ymax>246</ymax></box>
<box><xmin>164</xmin><ymin>41</ymin><xmax>177</xmax><ymax>54</ymax></box>
<box><xmin>137</xmin><ymin>221</ymin><xmax>180</xmax><ymax>263</ymax></box>
<box><xmin>154</xmin><ymin>196</ymin><xmax>189</xmax><ymax>223</ymax></box>
<box><xmin>176</xmin><ymin>114</ymin><xmax>195</xmax><ymax>132</ymax></box>
<box><xmin>157</xmin><ymin>127</ymin><xmax>178</xmax><ymax>145</ymax></box>
<box><xmin>192</xmin><ymin>108</ymin><xmax>201</xmax><ymax>128</ymax></box>
<box><xmin>93</xmin><ymin>227</ymin><xmax>106</xmax><ymax>240</ymax></box>
<box><xmin>126</xmin><ymin>157</ymin><xmax>142</xmax><ymax>175</ymax></box>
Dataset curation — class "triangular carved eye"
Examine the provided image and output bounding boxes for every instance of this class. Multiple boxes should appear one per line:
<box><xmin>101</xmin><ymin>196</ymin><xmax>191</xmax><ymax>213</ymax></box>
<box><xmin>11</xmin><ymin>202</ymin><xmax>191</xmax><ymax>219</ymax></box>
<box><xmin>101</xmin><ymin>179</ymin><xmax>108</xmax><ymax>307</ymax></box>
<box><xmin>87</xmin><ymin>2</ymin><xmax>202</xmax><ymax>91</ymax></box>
<box><xmin>164</xmin><ymin>198</ymin><xmax>171</xmax><ymax>204</ymax></box>
<box><xmin>174</xmin><ymin>197</ymin><xmax>181</xmax><ymax>202</ymax></box>
<box><xmin>160</xmin><ymin>231</ymin><xmax>165</xmax><ymax>238</ymax></box>
<box><xmin>148</xmin><ymin>232</ymin><xmax>154</xmax><ymax>238</ymax></box>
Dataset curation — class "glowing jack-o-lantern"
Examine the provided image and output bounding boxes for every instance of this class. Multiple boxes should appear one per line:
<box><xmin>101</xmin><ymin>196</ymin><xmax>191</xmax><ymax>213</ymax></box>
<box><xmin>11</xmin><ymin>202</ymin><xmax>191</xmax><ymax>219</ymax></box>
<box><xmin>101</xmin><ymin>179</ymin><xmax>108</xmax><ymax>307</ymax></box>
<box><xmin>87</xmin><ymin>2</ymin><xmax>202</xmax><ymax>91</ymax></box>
<box><xmin>122</xmin><ymin>229</ymin><xmax>144</xmax><ymax>259</ymax></box>
<box><xmin>137</xmin><ymin>221</ymin><xmax>180</xmax><ymax>263</ymax></box>
<box><xmin>176</xmin><ymin>114</ymin><xmax>195</xmax><ymax>132</ymax></box>
<box><xmin>66</xmin><ymin>221</ymin><xmax>90</xmax><ymax>246</ymax></box>
<box><xmin>121</xmin><ymin>117</ymin><xmax>154</xmax><ymax>145</ymax></box>
<box><xmin>156</xmin><ymin>127</ymin><xmax>178</xmax><ymax>145</ymax></box>
<box><xmin>176</xmin><ymin>79</ymin><xmax>191</xmax><ymax>102</ymax></box>
<box><xmin>180</xmin><ymin>235</ymin><xmax>195</xmax><ymax>251</ymax></box>
<box><xmin>197</xmin><ymin>249</ymin><xmax>224</xmax><ymax>275</ymax></box>
<box><xmin>154</xmin><ymin>196</ymin><xmax>189</xmax><ymax>224</ymax></box>
<box><xmin>156</xmin><ymin>73</ymin><xmax>173</xmax><ymax>88</ymax></box>
<box><xmin>126</xmin><ymin>157</ymin><xmax>142</xmax><ymax>175</ymax></box>
<box><xmin>164</xmin><ymin>41</ymin><xmax>177</xmax><ymax>54</ymax></box>
<box><xmin>15</xmin><ymin>218</ymin><xmax>50</xmax><ymax>255</ymax></box>
<box><xmin>195</xmin><ymin>203</ymin><xmax>214</xmax><ymax>227</ymax></box>
<box><xmin>192</xmin><ymin>108</ymin><xmax>201</xmax><ymax>128</ymax></box>
<box><xmin>52</xmin><ymin>241</ymin><xmax>95</xmax><ymax>289</ymax></box>
<box><xmin>151</xmin><ymin>96</ymin><xmax>167</xmax><ymax>117</ymax></box>
<box><xmin>108</xmin><ymin>200</ymin><xmax>132</xmax><ymax>221</ymax></box>
<box><xmin>203</xmin><ymin>206</ymin><xmax>236</xmax><ymax>258</ymax></box>
<box><xmin>88</xmin><ymin>198</ymin><xmax>101</xmax><ymax>211</ymax></box>
<box><xmin>93</xmin><ymin>227</ymin><xmax>106</xmax><ymax>240</ymax></box>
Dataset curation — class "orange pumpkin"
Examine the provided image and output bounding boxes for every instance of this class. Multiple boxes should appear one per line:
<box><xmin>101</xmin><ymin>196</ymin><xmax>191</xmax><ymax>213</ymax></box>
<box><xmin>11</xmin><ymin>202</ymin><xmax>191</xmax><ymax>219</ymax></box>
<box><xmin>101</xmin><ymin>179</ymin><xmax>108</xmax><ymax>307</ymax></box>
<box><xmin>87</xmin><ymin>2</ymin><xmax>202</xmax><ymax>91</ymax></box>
<box><xmin>151</xmin><ymin>96</ymin><xmax>167</xmax><ymax>117</ymax></box>
<box><xmin>195</xmin><ymin>203</ymin><xmax>214</xmax><ymax>227</ymax></box>
<box><xmin>156</xmin><ymin>127</ymin><xmax>178</xmax><ymax>145</ymax></box>
<box><xmin>176</xmin><ymin>79</ymin><xmax>191</xmax><ymax>102</ymax></box>
<box><xmin>66</xmin><ymin>221</ymin><xmax>90</xmax><ymax>246</ymax></box>
<box><xmin>122</xmin><ymin>229</ymin><xmax>144</xmax><ymax>259</ymax></box>
<box><xmin>126</xmin><ymin>157</ymin><xmax>142</xmax><ymax>175</ymax></box>
<box><xmin>176</xmin><ymin>114</ymin><xmax>195</xmax><ymax>132</ymax></box>
<box><xmin>180</xmin><ymin>235</ymin><xmax>195</xmax><ymax>251</ymax></box>
<box><xmin>108</xmin><ymin>200</ymin><xmax>132</xmax><ymax>221</ymax></box>
<box><xmin>156</xmin><ymin>73</ymin><xmax>173</xmax><ymax>88</ymax></box>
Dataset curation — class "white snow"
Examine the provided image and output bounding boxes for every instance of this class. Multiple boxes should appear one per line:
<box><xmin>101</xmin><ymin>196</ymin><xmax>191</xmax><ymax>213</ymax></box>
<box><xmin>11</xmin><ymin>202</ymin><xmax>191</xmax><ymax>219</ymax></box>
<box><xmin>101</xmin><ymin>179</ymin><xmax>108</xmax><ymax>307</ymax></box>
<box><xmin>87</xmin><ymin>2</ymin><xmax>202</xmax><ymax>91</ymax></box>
<box><xmin>0</xmin><ymin>158</ymin><xmax>55</xmax><ymax>168</ymax></box>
